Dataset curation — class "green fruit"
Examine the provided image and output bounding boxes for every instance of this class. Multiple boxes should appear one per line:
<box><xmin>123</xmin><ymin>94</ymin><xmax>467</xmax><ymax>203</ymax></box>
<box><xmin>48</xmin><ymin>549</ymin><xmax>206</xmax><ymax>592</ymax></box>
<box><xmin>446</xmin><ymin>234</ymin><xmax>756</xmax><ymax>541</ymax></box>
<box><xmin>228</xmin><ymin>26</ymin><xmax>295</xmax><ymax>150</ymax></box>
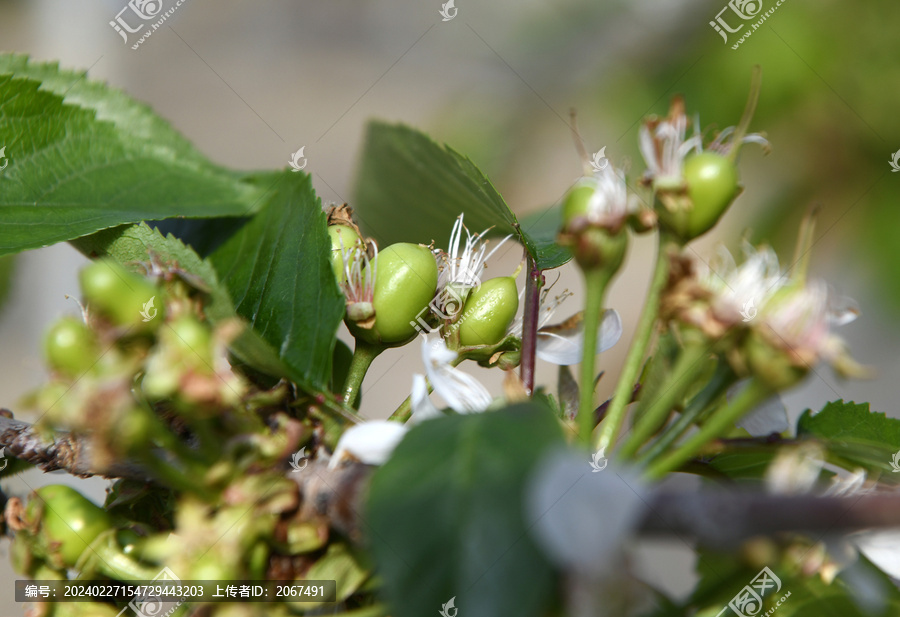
<box><xmin>168</xmin><ymin>315</ymin><xmax>213</xmax><ymax>366</ymax></box>
<box><xmin>329</xmin><ymin>225</ymin><xmax>365</xmax><ymax>282</ymax></box>
<box><xmin>28</xmin><ymin>485</ymin><xmax>113</xmax><ymax>569</ymax></box>
<box><xmin>79</xmin><ymin>259</ymin><xmax>162</xmax><ymax>328</ymax></box>
<box><xmin>354</xmin><ymin>243</ymin><xmax>438</xmax><ymax>344</ymax></box>
<box><xmin>458</xmin><ymin>277</ymin><xmax>519</xmax><ymax>347</ymax></box>
<box><xmin>683</xmin><ymin>152</ymin><xmax>740</xmax><ymax>238</ymax></box>
<box><xmin>43</xmin><ymin>317</ymin><xmax>100</xmax><ymax>376</ymax></box>
<box><xmin>561</xmin><ymin>181</ymin><xmax>596</xmax><ymax>227</ymax></box>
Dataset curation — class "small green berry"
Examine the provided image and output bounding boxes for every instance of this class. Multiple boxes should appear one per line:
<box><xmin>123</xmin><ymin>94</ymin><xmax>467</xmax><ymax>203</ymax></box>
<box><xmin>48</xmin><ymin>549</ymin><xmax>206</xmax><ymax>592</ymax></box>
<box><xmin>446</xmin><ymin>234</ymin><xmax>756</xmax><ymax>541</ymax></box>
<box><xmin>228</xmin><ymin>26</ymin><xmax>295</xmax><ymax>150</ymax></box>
<box><xmin>352</xmin><ymin>243</ymin><xmax>438</xmax><ymax>345</ymax></box>
<box><xmin>683</xmin><ymin>152</ymin><xmax>740</xmax><ymax>238</ymax></box>
<box><xmin>43</xmin><ymin>317</ymin><xmax>100</xmax><ymax>377</ymax></box>
<box><xmin>79</xmin><ymin>259</ymin><xmax>161</xmax><ymax>329</ymax></box>
<box><xmin>458</xmin><ymin>276</ymin><xmax>519</xmax><ymax>347</ymax></box>
<box><xmin>27</xmin><ymin>485</ymin><xmax>113</xmax><ymax>569</ymax></box>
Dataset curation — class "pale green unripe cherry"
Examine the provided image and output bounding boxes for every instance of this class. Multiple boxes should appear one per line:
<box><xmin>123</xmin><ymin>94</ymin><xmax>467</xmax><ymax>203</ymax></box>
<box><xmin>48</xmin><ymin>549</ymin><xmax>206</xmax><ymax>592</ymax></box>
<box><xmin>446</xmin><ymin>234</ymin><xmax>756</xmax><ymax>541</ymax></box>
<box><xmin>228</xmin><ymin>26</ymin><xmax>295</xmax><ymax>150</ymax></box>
<box><xmin>43</xmin><ymin>317</ymin><xmax>101</xmax><ymax>377</ymax></box>
<box><xmin>744</xmin><ymin>328</ymin><xmax>807</xmax><ymax>391</ymax></box>
<box><xmin>353</xmin><ymin>242</ymin><xmax>438</xmax><ymax>345</ymax></box>
<box><xmin>79</xmin><ymin>259</ymin><xmax>162</xmax><ymax>329</ymax></box>
<box><xmin>329</xmin><ymin>225</ymin><xmax>364</xmax><ymax>283</ymax></box>
<box><xmin>682</xmin><ymin>152</ymin><xmax>740</xmax><ymax>239</ymax></box>
<box><xmin>458</xmin><ymin>276</ymin><xmax>519</xmax><ymax>347</ymax></box>
<box><xmin>561</xmin><ymin>183</ymin><xmax>596</xmax><ymax>227</ymax></box>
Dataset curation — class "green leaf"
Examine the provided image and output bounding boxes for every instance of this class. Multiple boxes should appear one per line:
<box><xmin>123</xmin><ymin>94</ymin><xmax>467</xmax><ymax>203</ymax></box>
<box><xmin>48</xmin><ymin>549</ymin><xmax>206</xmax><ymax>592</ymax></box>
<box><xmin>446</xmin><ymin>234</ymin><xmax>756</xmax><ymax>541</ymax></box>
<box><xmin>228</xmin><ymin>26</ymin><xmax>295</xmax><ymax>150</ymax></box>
<box><xmin>70</xmin><ymin>222</ymin><xmax>293</xmax><ymax>382</ymax></box>
<box><xmin>367</xmin><ymin>403</ymin><xmax>563</xmax><ymax>617</ymax></box>
<box><xmin>797</xmin><ymin>400</ymin><xmax>900</xmax><ymax>482</ymax></box>
<box><xmin>353</xmin><ymin>121</ymin><xmax>571</xmax><ymax>270</ymax></box>
<box><xmin>207</xmin><ymin>171</ymin><xmax>345</xmax><ymax>390</ymax></box>
<box><xmin>0</xmin><ymin>54</ymin><xmax>263</xmax><ymax>256</ymax></box>
<box><xmin>797</xmin><ymin>400</ymin><xmax>900</xmax><ymax>446</ymax></box>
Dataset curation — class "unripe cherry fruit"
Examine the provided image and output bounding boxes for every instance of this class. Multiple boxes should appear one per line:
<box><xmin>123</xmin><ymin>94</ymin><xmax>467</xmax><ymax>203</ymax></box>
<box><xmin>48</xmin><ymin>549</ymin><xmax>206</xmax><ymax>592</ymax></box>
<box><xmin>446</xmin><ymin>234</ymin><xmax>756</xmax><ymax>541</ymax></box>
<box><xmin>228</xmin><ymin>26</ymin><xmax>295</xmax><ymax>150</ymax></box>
<box><xmin>560</xmin><ymin>182</ymin><xmax>596</xmax><ymax>227</ymax></box>
<box><xmin>79</xmin><ymin>259</ymin><xmax>162</xmax><ymax>329</ymax></box>
<box><xmin>27</xmin><ymin>485</ymin><xmax>113</xmax><ymax>569</ymax></box>
<box><xmin>458</xmin><ymin>276</ymin><xmax>519</xmax><ymax>347</ymax></box>
<box><xmin>43</xmin><ymin>317</ymin><xmax>101</xmax><ymax>377</ymax></box>
<box><xmin>329</xmin><ymin>225</ymin><xmax>365</xmax><ymax>283</ymax></box>
<box><xmin>352</xmin><ymin>242</ymin><xmax>437</xmax><ymax>345</ymax></box>
<box><xmin>682</xmin><ymin>152</ymin><xmax>740</xmax><ymax>239</ymax></box>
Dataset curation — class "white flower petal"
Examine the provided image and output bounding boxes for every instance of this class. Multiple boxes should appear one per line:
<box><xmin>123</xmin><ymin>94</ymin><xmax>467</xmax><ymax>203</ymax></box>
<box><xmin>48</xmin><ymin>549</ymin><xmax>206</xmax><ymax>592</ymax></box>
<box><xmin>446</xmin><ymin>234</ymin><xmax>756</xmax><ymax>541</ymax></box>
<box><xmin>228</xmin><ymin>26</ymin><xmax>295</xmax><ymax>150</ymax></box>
<box><xmin>328</xmin><ymin>420</ymin><xmax>408</xmax><ymax>469</ymax></box>
<box><xmin>729</xmin><ymin>382</ymin><xmax>789</xmax><ymax>436</ymax></box>
<box><xmin>853</xmin><ymin>530</ymin><xmax>900</xmax><ymax>580</ymax></box>
<box><xmin>409</xmin><ymin>374</ymin><xmax>443</xmax><ymax>425</ymax></box>
<box><xmin>421</xmin><ymin>336</ymin><xmax>492</xmax><ymax>414</ymax></box>
<box><xmin>535</xmin><ymin>310</ymin><xmax>622</xmax><ymax>366</ymax></box>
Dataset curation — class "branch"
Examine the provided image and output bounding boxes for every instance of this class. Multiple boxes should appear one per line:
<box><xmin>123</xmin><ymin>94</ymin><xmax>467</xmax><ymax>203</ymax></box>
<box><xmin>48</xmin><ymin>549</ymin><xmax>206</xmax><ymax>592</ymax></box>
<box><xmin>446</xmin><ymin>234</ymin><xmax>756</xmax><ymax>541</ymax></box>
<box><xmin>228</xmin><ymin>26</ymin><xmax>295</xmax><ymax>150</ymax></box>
<box><xmin>640</xmin><ymin>490</ymin><xmax>900</xmax><ymax>545</ymax></box>
<box><xmin>7</xmin><ymin>412</ymin><xmax>899</xmax><ymax>547</ymax></box>
<box><xmin>0</xmin><ymin>413</ymin><xmax>149</xmax><ymax>480</ymax></box>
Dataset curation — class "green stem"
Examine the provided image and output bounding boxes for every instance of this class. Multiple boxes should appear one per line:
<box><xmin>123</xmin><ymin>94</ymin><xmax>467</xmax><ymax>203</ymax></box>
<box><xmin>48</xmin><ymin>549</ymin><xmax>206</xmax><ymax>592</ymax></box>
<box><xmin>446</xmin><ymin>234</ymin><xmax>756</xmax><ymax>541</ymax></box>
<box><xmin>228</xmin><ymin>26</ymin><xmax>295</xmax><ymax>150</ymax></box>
<box><xmin>75</xmin><ymin>530</ymin><xmax>161</xmax><ymax>580</ymax></box>
<box><xmin>617</xmin><ymin>344</ymin><xmax>709</xmax><ymax>460</ymax></box>
<box><xmin>342</xmin><ymin>340</ymin><xmax>385</xmax><ymax>408</ymax></box>
<box><xmin>594</xmin><ymin>233</ymin><xmax>673</xmax><ymax>454</ymax></box>
<box><xmin>578</xmin><ymin>268</ymin><xmax>613</xmax><ymax>445</ymax></box>
<box><xmin>636</xmin><ymin>361</ymin><xmax>736</xmax><ymax>465</ymax></box>
<box><xmin>138</xmin><ymin>450</ymin><xmax>215</xmax><ymax>500</ymax></box>
<box><xmin>643</xmin><ymin>378</ymin><xmax>772</xmax><ymax>481</ymax></box>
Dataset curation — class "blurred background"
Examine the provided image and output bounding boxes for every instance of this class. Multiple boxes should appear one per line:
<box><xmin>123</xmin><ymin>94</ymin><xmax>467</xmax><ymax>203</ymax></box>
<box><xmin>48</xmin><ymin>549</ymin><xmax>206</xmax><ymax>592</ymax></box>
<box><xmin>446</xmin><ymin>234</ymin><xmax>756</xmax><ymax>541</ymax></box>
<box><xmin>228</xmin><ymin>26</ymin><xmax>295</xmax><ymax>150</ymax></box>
<box><xmin>1</xmin><ymin>0</ymin><xmax>899</xmax><ymax>613</ymax></box>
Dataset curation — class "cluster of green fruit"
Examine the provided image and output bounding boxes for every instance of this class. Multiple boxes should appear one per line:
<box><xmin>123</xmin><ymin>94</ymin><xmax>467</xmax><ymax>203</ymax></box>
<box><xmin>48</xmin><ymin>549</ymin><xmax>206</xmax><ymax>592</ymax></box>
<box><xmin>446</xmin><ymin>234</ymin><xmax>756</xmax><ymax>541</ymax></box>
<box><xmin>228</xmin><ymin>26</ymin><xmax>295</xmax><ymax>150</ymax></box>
<box><xmin>328</xmin><ymin>222</ymin><xmax>518</xmax><ymax>349</ymax></box>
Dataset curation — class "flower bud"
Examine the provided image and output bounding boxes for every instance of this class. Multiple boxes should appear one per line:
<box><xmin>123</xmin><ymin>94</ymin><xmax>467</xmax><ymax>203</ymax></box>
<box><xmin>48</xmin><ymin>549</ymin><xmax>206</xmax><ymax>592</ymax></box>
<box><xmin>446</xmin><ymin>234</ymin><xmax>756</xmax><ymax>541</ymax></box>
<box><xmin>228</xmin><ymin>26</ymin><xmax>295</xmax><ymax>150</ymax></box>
<box><xmin>458</xmin><ymin>276</ymin><xmax>519</xmax><ymax>347</ymax></box>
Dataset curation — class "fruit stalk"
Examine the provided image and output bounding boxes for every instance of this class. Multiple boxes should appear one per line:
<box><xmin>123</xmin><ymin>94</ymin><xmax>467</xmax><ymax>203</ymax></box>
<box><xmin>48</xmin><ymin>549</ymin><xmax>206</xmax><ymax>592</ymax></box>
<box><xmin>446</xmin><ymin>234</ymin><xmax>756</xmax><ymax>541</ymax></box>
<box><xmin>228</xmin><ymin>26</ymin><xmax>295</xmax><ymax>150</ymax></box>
<box><xmin>594</xmin><ymin>232</ymin><xmax>674</xmax><ymax>454</ymax></box>
<box><xmin>577</xmin><ymin>267</ymin><xmax>613</xmax><ymax>444</ymax></box>
<box><xmin>643</xmin><ymin>377</ymin><xmax>771</xmax><ymax>480</ymax></box>
<box><xmin>342</xmin><ymin>340</ymin><xmax>385</xmax><ymax>408</ymax></box>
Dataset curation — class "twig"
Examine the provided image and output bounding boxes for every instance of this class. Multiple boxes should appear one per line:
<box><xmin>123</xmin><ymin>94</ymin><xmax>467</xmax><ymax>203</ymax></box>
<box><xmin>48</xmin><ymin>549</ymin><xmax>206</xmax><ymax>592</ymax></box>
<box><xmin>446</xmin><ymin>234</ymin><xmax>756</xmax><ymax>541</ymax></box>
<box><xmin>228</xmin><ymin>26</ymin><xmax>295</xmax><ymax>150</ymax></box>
<box><xmin>520</xmin><ymin>255</ymin><xmax>543</xmax><ymax>395</ymax></box>
<box><xmin>641</xmin><ymin>491</ymin><xmax>900</xmax><ymax>546</ymax></box>
<box><xmin>0</xmin><ymin>414</ymin><xmax>149</xmax><ymax>481</ymax></box>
